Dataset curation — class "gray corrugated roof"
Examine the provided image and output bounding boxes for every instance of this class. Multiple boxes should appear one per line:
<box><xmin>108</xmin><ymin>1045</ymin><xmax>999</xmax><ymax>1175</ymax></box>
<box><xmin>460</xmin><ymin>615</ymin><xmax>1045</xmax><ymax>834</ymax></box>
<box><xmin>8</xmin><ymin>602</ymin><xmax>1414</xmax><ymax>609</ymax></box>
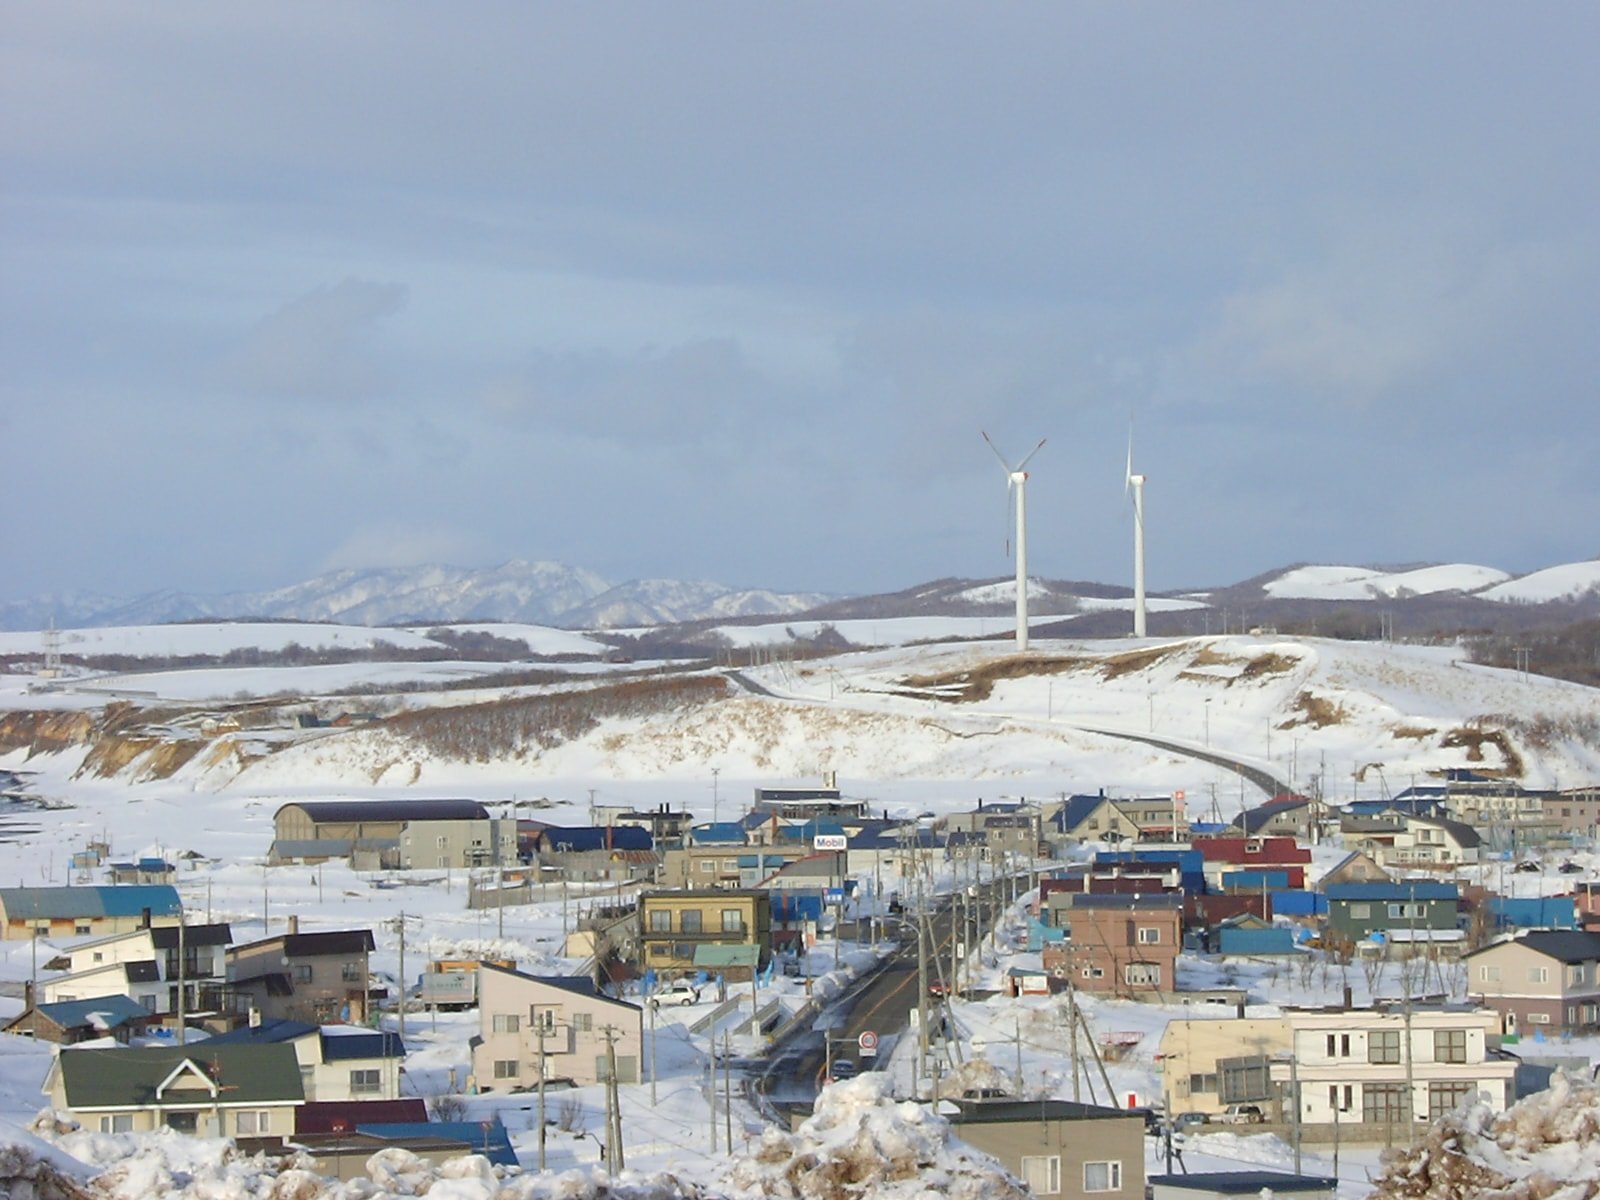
<box><xmin>277</xmin><ymin>799</ymin><xmax>490</xmax><ymax>823</ymax></box>
<box><xmin>1468</xmin><ymin>930</ymin><xmax>1600</xmax><ymax>964</ymax></box>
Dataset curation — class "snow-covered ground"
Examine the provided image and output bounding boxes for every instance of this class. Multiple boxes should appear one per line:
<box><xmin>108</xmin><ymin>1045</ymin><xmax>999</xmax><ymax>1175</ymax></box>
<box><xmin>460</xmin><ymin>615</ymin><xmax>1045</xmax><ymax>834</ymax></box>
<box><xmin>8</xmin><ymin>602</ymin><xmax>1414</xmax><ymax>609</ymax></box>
<box><xmin>0</xmin><ymin>626</ymin><xmax>1596</xmax><ymax>1197</ymax></box>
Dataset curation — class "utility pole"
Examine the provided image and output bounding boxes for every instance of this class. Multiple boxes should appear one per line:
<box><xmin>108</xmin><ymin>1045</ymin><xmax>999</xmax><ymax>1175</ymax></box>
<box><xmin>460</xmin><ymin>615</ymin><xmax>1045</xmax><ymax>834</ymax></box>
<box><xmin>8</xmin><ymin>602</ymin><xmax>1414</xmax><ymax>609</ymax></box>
<box><xmin>1290</xmin><ymin>1052</ymin><xmax>1302</xmax><ymax>1174</ymax></box>
<box><xmin>602</xmin><ymin>1025</ymin><xmax>624</xmax><ymax>1174</ymax></box>
<box><xmin>396</xmin><ymin>912</ymin><xmax>406</xmax><ymax>1041</ymax></box>
<box><xmin>176</xmin><ymin>912</ymin><xmax>187</xmax><ymax>1046</ymax></box>
<box><xmin>722</xmin><ymin>1030</ymin><xmax>735</xmax><ymax>1153</ymax></box>
<box><xmin>537</xmin><ymin>1027</ymin><xmax>548</xmax><ymax>1170</ymax></box>
<box><xmin>915</xmin><ymin>904</ymin><xmax>928</xmax><ymax>1096</ymax></box>
<box><xmin>712</xmin><ymin>767</ymin><xmax>721</xmax><ymax>823</ymax></box>
<box><xmin>497</xmin><ymin>862</ymin><xmax>505</xmax><ymax>940</ymax></box>
<box><xmin>648</xmin><ymin>997</ymin><xmax>658</xmax><ymax>1105</ymax></box>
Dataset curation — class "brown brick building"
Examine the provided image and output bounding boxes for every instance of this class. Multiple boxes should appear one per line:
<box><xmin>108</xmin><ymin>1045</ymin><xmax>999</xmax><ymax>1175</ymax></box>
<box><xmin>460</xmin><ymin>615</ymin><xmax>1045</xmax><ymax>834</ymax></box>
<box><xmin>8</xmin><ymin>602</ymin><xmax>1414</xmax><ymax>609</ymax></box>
<box><xmin>1042</xmin><ymin>894</ymin><xmax>1182</xmax><ymax>996</ymax></box>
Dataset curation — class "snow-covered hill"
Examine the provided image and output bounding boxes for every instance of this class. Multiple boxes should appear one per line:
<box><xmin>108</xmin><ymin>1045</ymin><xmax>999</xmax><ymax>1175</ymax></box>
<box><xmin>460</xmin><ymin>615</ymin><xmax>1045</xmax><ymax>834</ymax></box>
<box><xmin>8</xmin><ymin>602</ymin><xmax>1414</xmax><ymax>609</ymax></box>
<box><xmin>1263</xmin><ymin>563</ymin><xmax>1512</xmax><ymax>601</ymax></box>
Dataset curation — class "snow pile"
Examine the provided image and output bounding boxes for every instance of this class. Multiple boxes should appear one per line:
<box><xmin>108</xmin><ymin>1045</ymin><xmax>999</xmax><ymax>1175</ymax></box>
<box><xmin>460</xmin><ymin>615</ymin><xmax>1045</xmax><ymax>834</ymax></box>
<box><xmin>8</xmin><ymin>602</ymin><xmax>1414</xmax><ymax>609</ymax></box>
<box><xmin>0</xmin><ymin>1115</ymin><xmax>92</xmax><ymax>1199</ymax></box>
<box><xmin>1368</xmin><ymin>1074</ymin><xmax>1600</xmax><ymax>1200</ymax></box>
<box><xmin>728</xmin><ymin>1074</ymin><xmax>1028</xmax><ymax>1200</ymax></box>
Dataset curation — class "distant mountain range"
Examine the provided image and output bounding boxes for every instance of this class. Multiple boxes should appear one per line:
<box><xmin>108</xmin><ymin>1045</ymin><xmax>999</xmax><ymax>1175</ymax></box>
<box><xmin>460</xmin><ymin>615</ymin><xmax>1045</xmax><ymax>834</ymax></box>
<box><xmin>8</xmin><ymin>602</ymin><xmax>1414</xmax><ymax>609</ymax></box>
<box><xmin>0</xmin><ymin>561</ymin><xmax>833</xmax><ymax>633</ymax></box>
<box><xmin>1</xmin><ymin>556</ymin><xmax>1596</xmax><ymax>634</ymax></box>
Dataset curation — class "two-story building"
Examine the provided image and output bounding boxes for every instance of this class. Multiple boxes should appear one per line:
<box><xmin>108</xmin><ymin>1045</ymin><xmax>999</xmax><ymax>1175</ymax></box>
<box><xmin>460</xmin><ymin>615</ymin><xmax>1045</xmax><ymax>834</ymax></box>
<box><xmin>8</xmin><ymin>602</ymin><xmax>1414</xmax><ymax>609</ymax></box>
<box><xmin>1158</xmin><ymin>1017</ymin><xmax>1290</xmax><ymax>1117</ymax></box>
<box><xmin>471</xmin><ymin>966</ymin><xmax>643</xmax><ymax>1090</ymax></box>
<box><xmin>0</xmin><ymin>885</ymin><xmax>182</xmax><ymax>941</ymax></box>
<box><xmin>637</xmin><ymin>889</ymin><xmax>771</xmax><ymax>980</ymax></box>
<box><xmin>207</xmin><ymin>1018</ymin><xmax>406</xmax><ymax>1103</ymax></box>
<box><xmin>270</xmin><ymin>799</ymin><xmax>517</xmax><ymax>870</ymax></box>
<box><xmin>42</xmin><ymin>922</ymin><xmax>233</xmax><ymax>1021</ymax></box>
<box><xmin>1324</xmin><ymin>881</ymin><xmax>1459</xmax><ymax>945</ymax></box>
<box><xmin>1047</xmin><ymin>794</ymin><xmax>1184</xmax><ymax>848</ymax></box>
<box><xmin>1464</xmin><ymin>929</ymin><xmax>1600</xmax><ymax>1035</ymax></box>
<box><xmin>1194</xmin><ymin>837</ymin><xmax>1311</xmax><ymax>892</ymax></box>
<box><xmin>1270</xmin><ymin>1008</ymin><xmax>1514</xmax><ymax>1127</ymax></box>
<box><xmin>1041</xmin><ymin>894</ymin><xmax>1182</xmax><ymax>996</ymax></box>
<box><xmin>227</xmin><ymin>925</ymin><xmax>375</xmax><ymax>1024</ymax></box>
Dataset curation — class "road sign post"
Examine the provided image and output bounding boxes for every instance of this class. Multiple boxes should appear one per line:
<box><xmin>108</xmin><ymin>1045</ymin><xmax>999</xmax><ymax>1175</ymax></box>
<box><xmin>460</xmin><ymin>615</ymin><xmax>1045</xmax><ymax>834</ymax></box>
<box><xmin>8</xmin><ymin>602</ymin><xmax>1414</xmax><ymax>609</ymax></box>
<box><xmin>858</xmin><ymin>1030</ymin><xmax>878</xmax><ymax>1058</ymax></box>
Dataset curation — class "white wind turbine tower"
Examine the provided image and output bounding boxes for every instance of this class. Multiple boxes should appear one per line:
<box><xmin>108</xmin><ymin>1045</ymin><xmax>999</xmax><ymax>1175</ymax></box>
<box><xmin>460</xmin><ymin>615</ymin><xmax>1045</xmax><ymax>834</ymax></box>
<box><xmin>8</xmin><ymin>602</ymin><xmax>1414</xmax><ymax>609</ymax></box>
<box><xmin>1125</xmin><ymin>431</ymin><xmax>1148</xmax><ymax>638</ymax></box>
<box><xmin>982</xmin><ymin>432</ymin><xmax>1047</xmax><ymax>652</ymax></box>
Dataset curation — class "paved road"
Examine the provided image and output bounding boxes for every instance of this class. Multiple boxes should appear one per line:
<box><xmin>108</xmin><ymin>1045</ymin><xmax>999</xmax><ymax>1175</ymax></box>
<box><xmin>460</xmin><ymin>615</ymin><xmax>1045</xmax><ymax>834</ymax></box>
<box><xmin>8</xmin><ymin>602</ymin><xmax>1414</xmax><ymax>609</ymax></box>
<box><xmin>1081</xmin><ymin>726</ymin><xmax>1291</xmax><ymax>798</ymax></box>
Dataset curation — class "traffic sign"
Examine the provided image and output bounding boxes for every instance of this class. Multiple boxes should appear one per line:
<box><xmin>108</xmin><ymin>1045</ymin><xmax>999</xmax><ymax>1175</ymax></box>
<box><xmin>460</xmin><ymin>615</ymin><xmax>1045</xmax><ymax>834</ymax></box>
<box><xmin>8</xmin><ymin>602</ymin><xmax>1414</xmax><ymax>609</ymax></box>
<box><xmin>858</xmin><ymin>1030</ymin><xmax>879</xmax><ymax>1057</ymax></box>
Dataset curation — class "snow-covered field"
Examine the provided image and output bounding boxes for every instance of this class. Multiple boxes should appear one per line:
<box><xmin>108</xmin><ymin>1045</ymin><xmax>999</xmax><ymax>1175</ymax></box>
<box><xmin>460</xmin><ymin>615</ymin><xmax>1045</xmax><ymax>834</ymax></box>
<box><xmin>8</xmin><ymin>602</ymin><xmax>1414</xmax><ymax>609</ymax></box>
<box><xmin>0</xmin><ymin>625</ymin><xmax>1597</xmax><ymax>1197</ymax></box>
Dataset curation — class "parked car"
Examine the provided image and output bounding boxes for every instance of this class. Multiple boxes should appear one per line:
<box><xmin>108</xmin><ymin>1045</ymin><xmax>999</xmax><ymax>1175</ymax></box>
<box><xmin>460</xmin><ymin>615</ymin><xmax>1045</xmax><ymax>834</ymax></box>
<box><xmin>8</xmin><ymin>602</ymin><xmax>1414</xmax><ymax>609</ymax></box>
<box><xmin>1174</xmin><ymin>1112</ymin><xmax>1210</xmax><ymax>1132</ymax></box>
<box><xmin>1514</xmin><ymin>860</ymin><xmax>1542</xmax><ymax>874</ymax></box>
<box><xmin>650</xmin><ymin>980</ymin><xmax>702</xmax><ymax>1008</ymax></box>
<box><xmin>828</xmin><ymin>1059</ymin><xmax>858</xmax><ymax>1083</ymax></box>
<box><xmin>1216</xmin><ymin>1104</ymin><xmax>1265</xmax><ymax>1125</ymax></box>
<box><xmin>1560</xmin><ymin>861</ymin><xmax>1584</xmax><ymax>874</ymax></box>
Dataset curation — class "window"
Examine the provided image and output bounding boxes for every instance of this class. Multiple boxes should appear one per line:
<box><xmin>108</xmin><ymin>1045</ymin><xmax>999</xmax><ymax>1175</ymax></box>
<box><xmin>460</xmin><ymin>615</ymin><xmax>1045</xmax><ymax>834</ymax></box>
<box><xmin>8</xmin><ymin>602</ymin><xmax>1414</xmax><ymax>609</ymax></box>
<box><xmin>1528</xmin><ymin>966</ymin><xmax>1549</xmax><ymax>984</ymax></box>
<box><xmin>1349</xmin><ymin>903</ymin><xmax>1372</xmax><ymax>919</ymax></box>
<box><xmin>680</xmin><ymin>910</ymin><xmax>703</xmax><ymax>934</ymax></box>
<box><xmin>1479</xmin><ymin>965</ymin><xmax>1501</xmax><ymax>982</ymax></box>
<box><xmin>437</xmin><ymin>835</ymin><xmax>448</xmax><ymax>848</ymax></box>
<box><xmin>1363</xmin><ymin>1083</ymin><xmax>1409</xmax><ymax>1123</ymax></box>
<box><xmin>1528</xmin><ymin>1012</ymin><xmax>1552</xmax><ymax>1025</ymax></box>
<box><xmin>1218</xmin><ymin>1055</ymin><xmax>1272</xmax><ymax>1103</ymax></box>
<box><xmin>1387</xmin><ymin>902</ymin><xmax>1424</xmax><ymax>919</ymax></box>
<box><xmin>75</xmin><ymin>924</ymin><xmax>90</xmax><ymax>935</ymax></box>
<box><xmin>1189</xmin><ymin>1072</ymin><xmax>1218</xmax><ymax>1095</ymax></box>
<box><xmin>342</xmin><ymin>962</ymin><xmax>364</xmax><ymax>982</ymax></box>
<box><xmin>1136</xmin><ymin>927</ymin><xmax>1161</xmax><ymax>944</ymax></box>
<box><xmin>1369</xmin><ymin>1030</ymin><xmax>1401</xmax><ymax>1065</ymax></box>
<box><xmin>493</xmin><ymin>1060</ymin><xmax>519</xmax><ymax>1079</ymax></box>
<box><xmin>293</xmin><ymin>964</ymin><xmax>313</xmax><ymax>983</ymax></box>
<box><xmin>349</xmin><ymin>1069</ymin><xmax>381</xmax><ymax>1095</ymax></box>
<box><xmin>699</xmin><ymin>861</ymin><xmax>715</xmax><ymax>873</ymax></box>
<box><xmin>1428</xmin><ymin>1082</ymin><xmax>1474</xmax><ymax>1119</ymax></box>
<box><xmin>92</xmin><ymin>952</ymin><xmax>103</xmax><ymax>963</ymax></box>
<box><xmin>492</xmin><ymin>1013</ymin><xmax>521</xmax><ymax>1034</ymax></box>
<box><xmin>649</xmin><ymin>909</ymin><xmax>672</xmax><ymax>932</ymax></box>
<box><xmin>572</xmin><ymin>1012</ymin><xmax>593</xmax><ymax>1033</ymax></box>
<box><xmin>1328</xmin><ymin>1084</ymin><xmax>1353</xmax><ymax>1113</ymax></box>
<box><xmin>99</xmin><ymin>1114</ymin><xmax>134</xmax><ymax>1133</ymax></box>
<box><xmin>1020</xmin><ymin>1155</ymin><xmax>1061</xmax><ymax>1194</ymax></box>
<box><xmin>1433</xmin><ymin>1029</ymin><xmax>1467</xmax><ymax>1064</ymax></box>
<box><xmin>721</xmin><ymin>909</ymin><xmax>746</xmax><ymax>933</ymax></box>
<box><xmin>1571</xmin><ymin>965</ymin><xmax>1589</xmax><ymax>986</ymax></box>
<box><xmin>1124</xmin><ymin>962</ymin><xmax>1161</xmax><ymax>987</ymax></box>
<box><xmin>236</xmin><ymin>1110</ymin><xmax>270</xmax><ymax>1134</ymax></box>
<box><xmin>1083</xmin><ymin>1160</ymin><xmax>1122</xmax><ymax>1192</ymax></box>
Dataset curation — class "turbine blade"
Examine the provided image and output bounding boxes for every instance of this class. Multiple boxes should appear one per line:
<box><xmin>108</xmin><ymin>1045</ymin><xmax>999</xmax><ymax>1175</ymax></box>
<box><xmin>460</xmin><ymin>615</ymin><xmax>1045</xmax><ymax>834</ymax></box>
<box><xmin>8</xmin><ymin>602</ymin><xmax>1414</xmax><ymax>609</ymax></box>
<box><xmin>1015</xmin><ymin>437</ymin><xmax>1047</xmax><ymax>473</ymax></box>
<box><xmin>982</xmin><ymin>431</ymin><xmax>1013</xmax><ymax>472</ymax></box>
<box><xmin>1124</xmin><ymin>430</ymin><xmax>1133</xmax><ymax>494</ymax></box>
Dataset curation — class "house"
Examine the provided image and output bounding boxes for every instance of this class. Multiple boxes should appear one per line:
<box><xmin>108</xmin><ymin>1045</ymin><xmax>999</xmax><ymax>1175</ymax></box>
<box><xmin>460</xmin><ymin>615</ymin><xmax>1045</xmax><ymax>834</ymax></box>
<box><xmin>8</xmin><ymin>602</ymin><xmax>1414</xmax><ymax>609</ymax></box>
<box><xmin>1324</xmin><ymin>882</ymin><xmax>1459</xmax><ymax>944</ymax></box>
<box><xmin>106</xmin><ymin>858</ymin><xmax>176</xmax><ymax>886</ymax></box>
<box><xmin>522</xmin><ymin>824</ymin><xmax>658</xmax><ymax>883</ymax></box>
<box><xmin>1158</xmin><ymin>1017</ymin><xmax>1289</xmax><ymax>1118</ymax></box>
<box><xmin>660</xmin><ymin>844</ymin><xmax>803</xmax><ymax>890</ymax></box>
<box><xmin>269</xmin><ymin>799</ymin><xmax>517</xmax><ymax>870</ymax></box>
<box><xmin>1047</xmin><ymin>794</ymin><xmax>1183</xmax><ymax>847</ymax></box>
<box><xmin>43</xmin><ymin>922</ymin><xmax>233</xmax><ymax>1021</ymax></box>
<box><xmin>749</xmin><ymin>784</ymin><xmax>867</xmax><ymax>822</ymax></box>
<box><xmin>1344</xmin><ymin>813</ymin><xmax>1482</xmax><ymax>870</ymax></box>
<box><xmin>1149</xmin><ymin>1172</ymin><xmax>1337</xmax><ymax>1200</ymax></box>
<box><xmin>3</xmin><ymin>993</ymin><xmax>155</xmax><ymax>1044</ymax></box>
<box><xmin>1268</xmin><ymin>1007</ymin><xmax>1515</xmax><ymax>1128</ymax></box>
<box><xmin>1231</xmin><ymin>795</ymin><xmax>1317</xmax><ymax>840</ymax></box>
<box><xmin>945</xmin><ymin>1099</ymin><xmax>1144</xmax><ymax>1200</ymax></box>
<box><xmin>1193</xmin><ymin>838</ymin><xmax>1311</xmax><ymax>891</ymax></box>
<box><xmin>1041</xmin><ymin>894</ymin><xmax>1182</xmax><ymax>996</ymax></box>
<box><xmin>637</xmin><ymin>889</ymin><xmax>771</xmax><ymax>979</ymax></box>
<box><xmin>207</xmin><ymin>1018</ymin><xmax>406</xmax><ymax>1102</ymax></box>
<box><xmin>227</xmin><ymin>924</ymin><xmax>375</xmax><ymax>1024</ymax></box>
<box><xmin>1316</xmin><ymin>850</ymin><xmax>1391</xmax><ymax>890</ymax></box>
<box><xmin>1547</xmin><ymin>786</ymin><xmax>1600</xmax><ymax>840</ymax></box>
<box><xmin>0</xmin><ymin>885</ymin><xmax>182</xmax><ymax>941</ymax></box>
<box><xmin>609</xmin><ymin>806</ymin><xmax>696</xmax><ymax>850</ymax></box>
<box><xmin>470</xmin><ymin>965</ymin><xmax>643</xmax><ymax>1091</ymax></box>
<box><xmin>44</xmin><ymin>1042</ymin><xmax>304</xmax><ymax>1139</ymax></box>
<box><xmin>1464</xmin><ymin>929</ymin><xmax>1600</xmax><ymax>1035</ymax></box>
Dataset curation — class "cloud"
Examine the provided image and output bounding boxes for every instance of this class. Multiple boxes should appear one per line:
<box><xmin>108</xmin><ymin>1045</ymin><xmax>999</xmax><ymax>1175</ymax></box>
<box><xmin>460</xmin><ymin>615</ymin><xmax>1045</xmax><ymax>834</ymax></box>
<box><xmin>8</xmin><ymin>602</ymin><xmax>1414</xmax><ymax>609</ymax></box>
<box><xmin>216</xmin><ymin>278</ymin><xmax>408</xmax><ymax>401</ymax></box>
<box><xmin>319</xmin><ymin>521</ymin><xmax>490</xmax><ymax>572</ymax></box>
<box><xmin>480</xmin><ymin>338</ymin><xmax>774</xmax><ymax>446</ymax></box>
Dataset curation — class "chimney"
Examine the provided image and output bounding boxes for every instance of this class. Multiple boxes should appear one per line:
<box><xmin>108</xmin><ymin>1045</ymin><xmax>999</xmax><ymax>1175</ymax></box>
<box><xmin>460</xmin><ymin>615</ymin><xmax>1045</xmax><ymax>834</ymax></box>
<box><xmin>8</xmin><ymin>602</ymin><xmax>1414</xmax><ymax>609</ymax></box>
<box><xmin>288</xmin><ymin>914</ymin><xmax>299</xmax><ymax>936</ymax></box>
<box><xmin>1342</xmin><ymin>984</ymin><xmax>1354</xmax><ymax>1011</ymax></box>
<box><xmin>23</xmin><ymin>981</ymin><xmax>33</xmax><ymax>1010</ymax></box>
<box><xmin>140</xmin><ymin>907</ymin><xmax>152</xmax><ymax>930</ymax></box>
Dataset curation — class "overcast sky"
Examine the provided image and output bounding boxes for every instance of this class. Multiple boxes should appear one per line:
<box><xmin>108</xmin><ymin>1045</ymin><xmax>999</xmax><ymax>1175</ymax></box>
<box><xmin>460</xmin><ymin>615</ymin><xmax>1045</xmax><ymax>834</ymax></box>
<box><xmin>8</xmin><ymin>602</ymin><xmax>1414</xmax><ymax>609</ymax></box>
<box><xmin>3</xmin><ymin>4</ymin><xmax>1597</xmax><ymax>602</ymax></box>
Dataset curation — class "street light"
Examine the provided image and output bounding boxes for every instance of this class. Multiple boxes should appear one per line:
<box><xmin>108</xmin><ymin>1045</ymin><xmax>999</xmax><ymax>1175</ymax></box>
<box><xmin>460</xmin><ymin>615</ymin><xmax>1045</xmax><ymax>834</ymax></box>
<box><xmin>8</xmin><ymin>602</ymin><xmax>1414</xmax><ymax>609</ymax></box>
<box><xmin>1204</xmin><ymin>698</ymin><xmax>1212</xmax><ymax>749</ymax></box>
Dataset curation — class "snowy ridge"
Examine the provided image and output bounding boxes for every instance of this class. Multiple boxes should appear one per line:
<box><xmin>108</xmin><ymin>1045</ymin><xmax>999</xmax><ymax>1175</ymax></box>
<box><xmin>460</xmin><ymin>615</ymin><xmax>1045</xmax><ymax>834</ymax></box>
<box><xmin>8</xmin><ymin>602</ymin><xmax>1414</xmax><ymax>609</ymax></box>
<box><xmin>1263</xmin><ymin>562</ymin><xmax>1512</xmax><ymax>600</ymax></box>
<box><xmin>1479</xmin><ymin>559</ymin><xmax>1600</xmax><ymax>604</ymax></box>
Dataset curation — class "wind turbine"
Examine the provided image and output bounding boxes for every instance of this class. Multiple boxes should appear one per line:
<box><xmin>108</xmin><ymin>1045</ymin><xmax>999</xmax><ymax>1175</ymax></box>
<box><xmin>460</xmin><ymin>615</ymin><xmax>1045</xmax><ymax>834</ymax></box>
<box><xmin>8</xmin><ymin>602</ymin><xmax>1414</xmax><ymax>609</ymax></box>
<box><xmin>1125</xmin><ymin>430</ymin><xmax>1148</xmax><ymax>638</ymax></box>
<box><xmin>982</xmin><ymin>432</ymin><xmax>1046</xmax><ymax>652</ymax></box>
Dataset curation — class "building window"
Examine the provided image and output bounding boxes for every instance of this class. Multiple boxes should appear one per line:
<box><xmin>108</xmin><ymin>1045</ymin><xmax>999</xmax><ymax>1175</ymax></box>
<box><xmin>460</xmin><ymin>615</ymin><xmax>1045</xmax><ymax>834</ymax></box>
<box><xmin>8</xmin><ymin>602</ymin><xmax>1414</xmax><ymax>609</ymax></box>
<box><xmin>1363</xmin><ymin>1083</ymin><xmax>1409</xmax><ymax>1123</ymax></box>
<box><xmin>721</xmin><ymin>909</ymin><xmax>746</xmax><ymax>933</ymax></box>
<box><xmin>1349</xmin><ymin>904</ymin><xmax>1372</xmax><ymax>919</ymax></box>
<box><xmin>349</xmin><ymin>1069</ymin><xmax>381</xmax><ymax>1095</ymax></box>
<box><xmin>1428</xmin><ymin>1082</ymin><xmax>1474</xmax><ymax>1119</ymax></box>
<box><xmin>342</xmin><ymin>962</ymin><xmax>364</xmax><ymax>983</ymax></box>
<box><xmin>493</xmin><ymin>1060</ymin><xmax>519</xmax><ymax>1079</ymax></box>
<box><xmin>1369</xmin><ymin>1030</ymin><xmax>1401</xmax><ymax>1065</ymax></box>
<box><xmin>1083</xmin><ymin>1160</ymin><xmax>1122</xmax><ymax>1193</ymax></box>
<box><xmin>293</xmin><ymin>964</ymin><xmax>313</xmax><ymax>984</ymax></box>
<box><xmin>1189</xmin><ymin>1072</ymin><xmax>1218</xmax><ymax>1095</ymax></box>
<box><xmin>1570</xmin><ymin>965</ymin><xmax>1589</xmax><ymax>986</ymax></box>
<box><xmin>493</xmin><ymin>1013</ymin><xmax>521</xmax><ymax>1034</ymax></box>
<box><xmin>1136</xmin><ymin>927</ymin><xmax>1161</xmax><ymax>944</ymax></box>
<box><xmin>680</xmin><ymin>910</ymin><xmax>703</xmax><ymax>934</ymax></box>
<box><xmin>572</xmin><ymin>1012</ymin><xmax>593</xmax><ymax>1033</ymax></box>
<box><xmin>649</xmin><ymin>910</ymin><xmax>672</xmax><ymax>932</ymax></box>
<box><xmin>1478</xmin><ymin>965</ymin><xmax>1501</xmax><ymax>982</ymax></box>
<box><xmin>99</xmin><ymin>1114</ymin><xmax>134</xmax><ymax>1133</ymax></box>
<box><xmin>1433</xmin><ymin>1029</ymin><xmax>1467</xmax><ymax>1064</ymax></box>
<box><xmin>699</xmin><ymin>861</ymin><xmax>715</xmax><ymax>873</ymax></box>
<box><xmin>1328</xmin><ymin>1084</ymin><xmax>1353</xmax><ymax>1113</ymax></box>
<box><xmin>1527</xmin><ymin>1012</ymin><xmax>1552</xmax><ymax>1025</ymax></box>
<box><xmin>1528</xmin><ymin>966</ymin><xmax>1549</xmax><ymax>984</ymax></box>
<box><xmin>1020</xmin><ymin>1155</ymin><xmax>1061</xmax><ymax>1195</ymax></box>
<box><xmin>1218</xmin><ymin>1056</ymin><xmax>1272</xmax><ymax>1103</ymax></box>
<box><xmin>437</xmin><ymin>835</ymin><xmax>449</xmax><ymax>848</ymax></box>
<box><xmin>1387</xmin><ymin>902</ymin><xmax>1425</xmax><ymax>919</ymax></box>
<box><xmin>1124</xmin><ymin>963</ymin><xmax>1161</xmax><ymax>987</ymax></box>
